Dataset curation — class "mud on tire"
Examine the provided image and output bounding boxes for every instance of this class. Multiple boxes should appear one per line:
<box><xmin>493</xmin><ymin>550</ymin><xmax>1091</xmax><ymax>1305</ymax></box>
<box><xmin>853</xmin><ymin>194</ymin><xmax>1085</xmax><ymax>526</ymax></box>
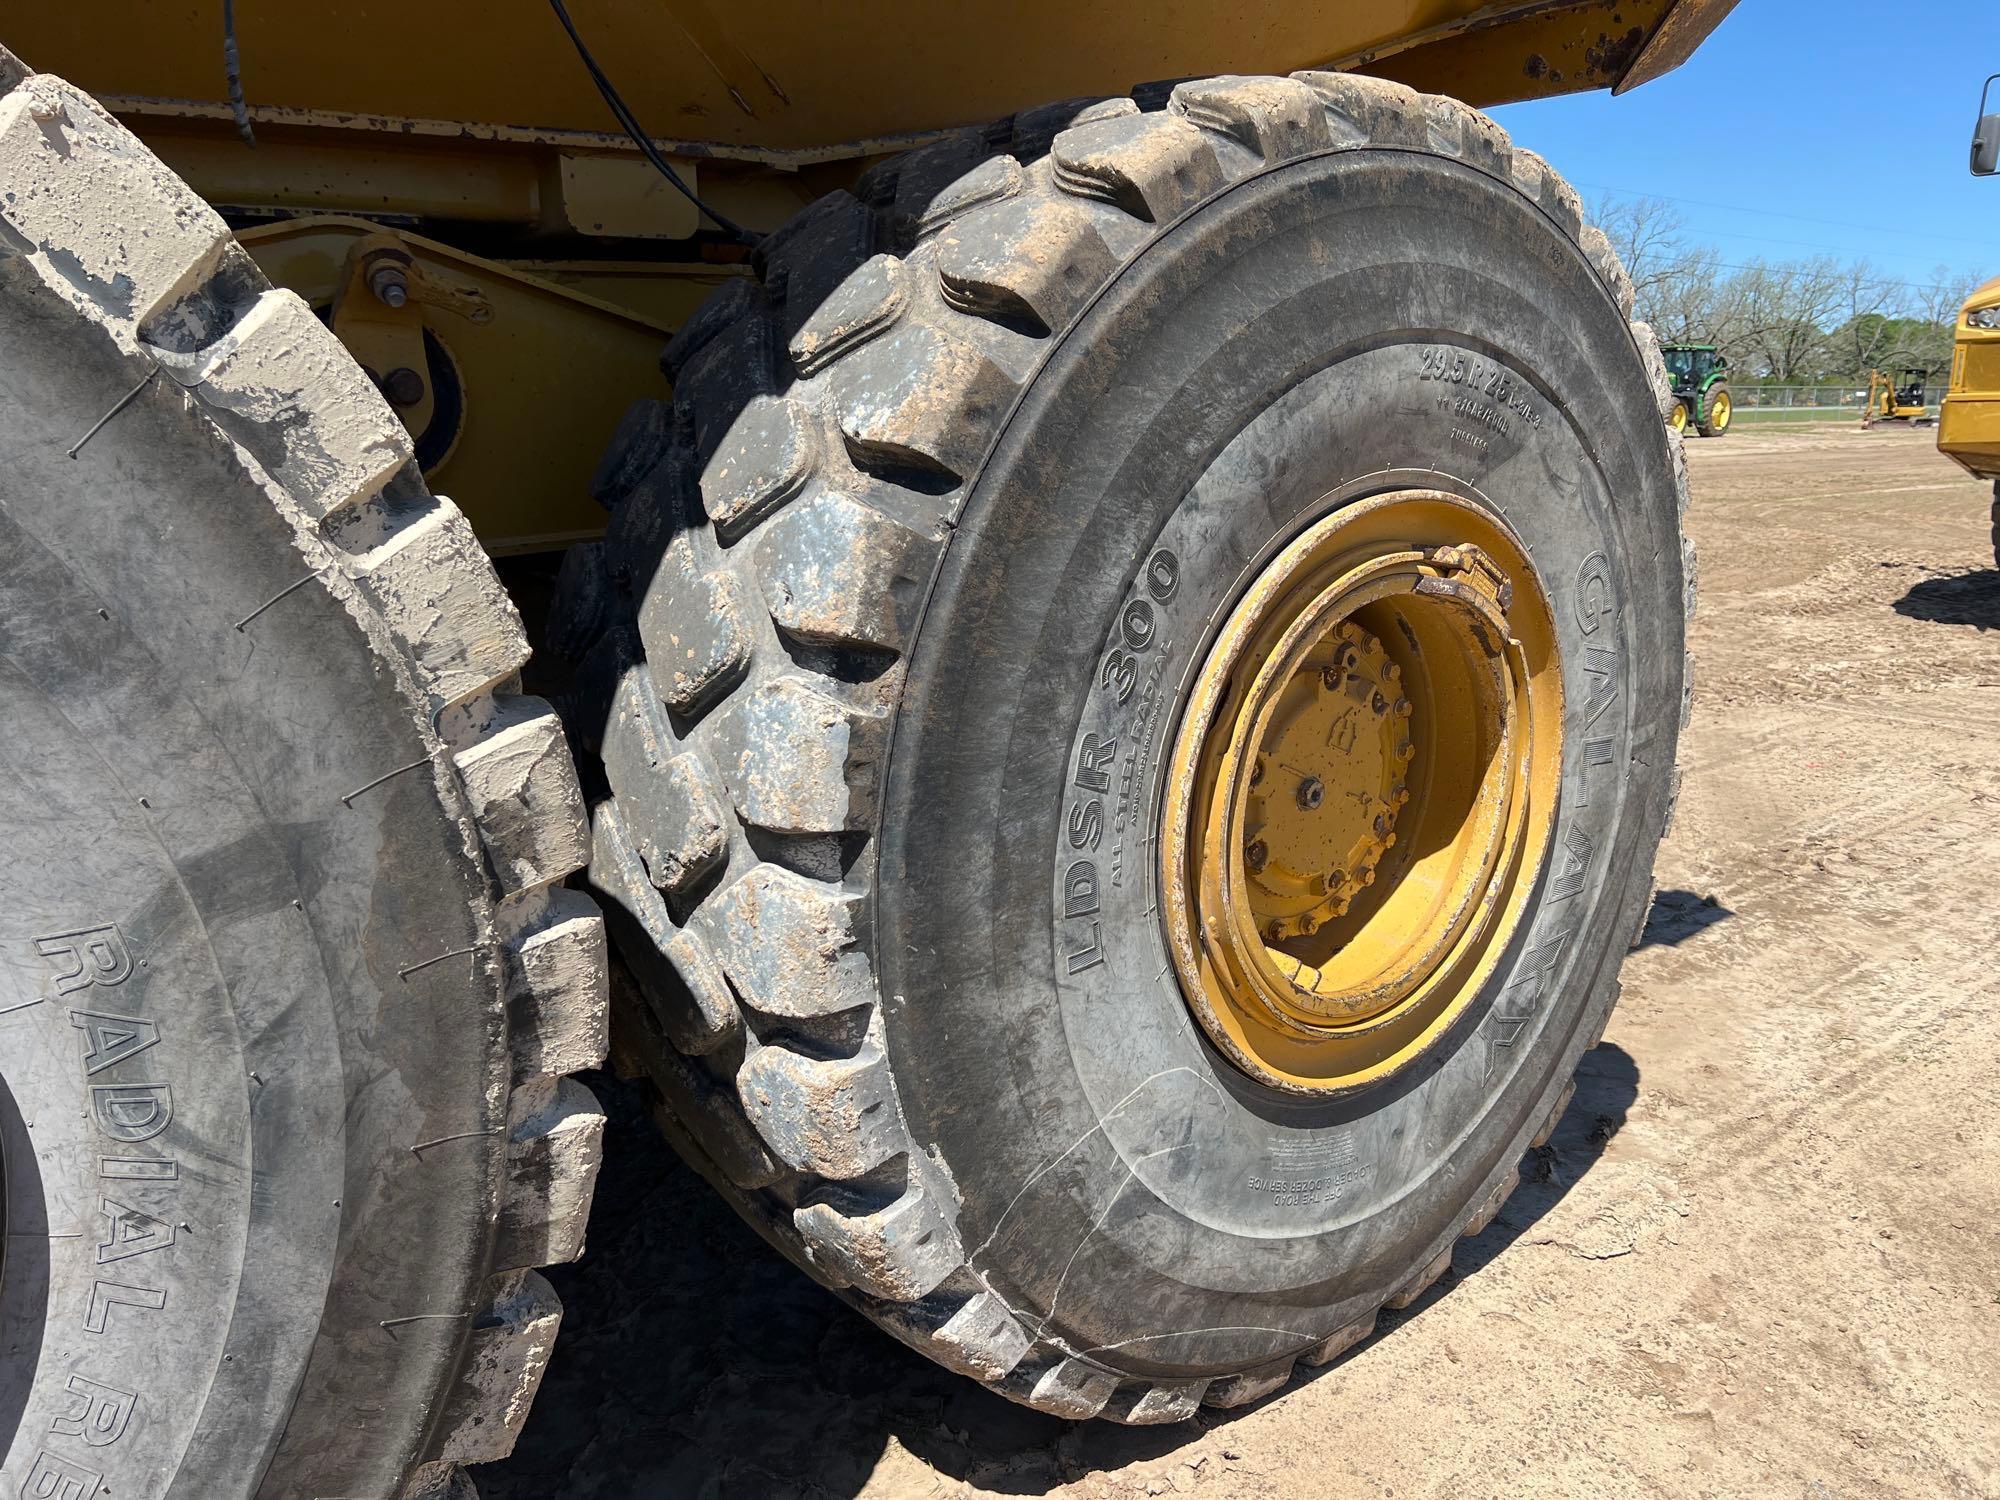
<box><xmin>0</xmin><ymin>55</ymin><xmax>605</xmax><ymax>1497</ymax></box>
<box><xmin>554</xmin><ymin>72</ymin><xmax>1694</xmax><ymax>1421</ymax></box>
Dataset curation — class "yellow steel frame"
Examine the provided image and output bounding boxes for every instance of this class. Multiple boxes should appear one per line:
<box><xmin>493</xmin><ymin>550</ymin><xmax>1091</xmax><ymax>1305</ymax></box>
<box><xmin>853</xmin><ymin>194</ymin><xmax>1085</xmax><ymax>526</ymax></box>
<box><xmin>237</xmin><ymin>217</ymin><xmax>741</xmax><ymax>552</ymax></box>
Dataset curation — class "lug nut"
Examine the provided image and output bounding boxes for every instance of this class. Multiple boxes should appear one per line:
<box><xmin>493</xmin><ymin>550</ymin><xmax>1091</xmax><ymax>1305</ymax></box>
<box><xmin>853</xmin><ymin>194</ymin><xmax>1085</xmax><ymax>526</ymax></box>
<box><xmin>1297</xmin><ymin>776</ymin><xmax>1324</xmax><ymax>810</ymax></box>
<box><xmin>1371</xmin><ymin>690</ymin><xmax>1387</xmax><ymax>714</ymax></box>
<box><xmin>1362</xmin><ymin>867</ymin><xmax>1376</xmax><ymax>886</ymax></box>
<box><xmin>1245</xmin><ymin>839</ymin><xmax>1268</xmax><ymax>873</ymax></box>
<box><xmin>366</xmin><ymin>257</ymin><xmax>411</xmax><ymax>308</ymax></box>
<box><xmin>1297</xmin><ymin>914</ymin><xmax>1318</xmax><ymax>937</ymax></box>
<box><xmin>1372</xmin><ymin>813</ymin><xmax>1387</xmax><ymax>836</ymax></box>
<box><xmin>1397</xmin><ymin>740</ymin><xmax>1414</xmax><ymax>762</ymax></box>
<box><xmin>1393</xmin><ymin>784</ymin><xmax>1410</xmax><ymax>807</ymax></box>
<box><xmin>1320</xmin><ymin>665</ymin><xmax>1342</xmax><ymax>690</ymax></box>
<box><xmin>1395</xmin><ymin>698</ymin><xmax>1411</xmax><ymax>718</ymax></box>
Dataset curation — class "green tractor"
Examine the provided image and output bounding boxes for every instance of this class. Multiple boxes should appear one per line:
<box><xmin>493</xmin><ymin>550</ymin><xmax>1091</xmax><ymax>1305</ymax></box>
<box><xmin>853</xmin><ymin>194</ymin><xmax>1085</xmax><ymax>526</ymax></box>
<box><xmin>1663</xmin><ymin>343</ymin><xmax>1733</xmax><ymax>436</ymax></box>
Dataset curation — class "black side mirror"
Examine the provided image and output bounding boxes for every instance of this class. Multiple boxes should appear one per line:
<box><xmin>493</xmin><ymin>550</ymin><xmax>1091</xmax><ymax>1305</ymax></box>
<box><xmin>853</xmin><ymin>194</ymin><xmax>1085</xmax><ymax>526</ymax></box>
<box><xmin>1974</xmin><ymin>113</ymin><xmax>2000</xmax><ymax>175</ymax></box>
<box><xmin>1974</xmin><ymin>76</ymin><xmax>2000</xmax><ymax>175</ymax></box>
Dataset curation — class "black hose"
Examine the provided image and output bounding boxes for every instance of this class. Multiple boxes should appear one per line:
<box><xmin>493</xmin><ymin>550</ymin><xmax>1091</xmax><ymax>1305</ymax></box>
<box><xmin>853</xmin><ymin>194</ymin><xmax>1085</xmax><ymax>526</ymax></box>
<box><xmin>544</xmin><ymin>0</ymin><xmax>758</xmax><ymax>246</ymax></box>
<box><xmin>222</xmin><ymin>0</ymin><xmax>255</xmax><ymax>147</ymax></box>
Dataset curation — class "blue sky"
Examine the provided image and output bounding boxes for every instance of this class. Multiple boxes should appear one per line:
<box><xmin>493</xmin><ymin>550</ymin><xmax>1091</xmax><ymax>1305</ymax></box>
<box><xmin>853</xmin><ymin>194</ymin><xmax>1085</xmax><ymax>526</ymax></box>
<box><xmin>1491</xmin><ymin>1</ymin><xmax>1999</xmax><ymax>305</ymax></box>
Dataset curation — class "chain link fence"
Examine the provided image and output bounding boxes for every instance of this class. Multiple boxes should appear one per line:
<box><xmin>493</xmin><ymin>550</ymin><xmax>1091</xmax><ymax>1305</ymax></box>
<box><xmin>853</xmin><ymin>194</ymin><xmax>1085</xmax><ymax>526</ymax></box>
<box><xmin>1729</xmin><ymin>383</ymin><xmax>1946</xmax><ymax>419</ymax></box>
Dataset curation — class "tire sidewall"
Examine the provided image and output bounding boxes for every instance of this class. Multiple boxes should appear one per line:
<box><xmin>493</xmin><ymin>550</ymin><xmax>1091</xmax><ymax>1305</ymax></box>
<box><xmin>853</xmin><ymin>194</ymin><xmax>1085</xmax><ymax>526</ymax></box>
<box><xmin>877</xmin><ymin>148</ymin><xmax>1682</xmax><ymax>1375</ymax></box>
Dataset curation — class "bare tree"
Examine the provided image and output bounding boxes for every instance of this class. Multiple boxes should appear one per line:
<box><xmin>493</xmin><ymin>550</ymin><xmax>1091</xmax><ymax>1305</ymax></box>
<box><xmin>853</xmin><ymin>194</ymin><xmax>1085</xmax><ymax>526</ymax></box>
<box><xmin>1590</xmin><ymin>193</ymin><xmax>1969</xmax><ymax>388</ymax></box>
<box><xmin>1729</xmin><ymin>257</ymin><xmax>1846</xmax><ymax>382</ymax></box>
<box><xmin>1595</xmin><ymin>194</ymin><xmax>1729</xmax><ymax>343</ymax></box>
<box><xmin>1826</xmin><ymin>260</ymin><xmax>1898</xmax><ymax>376</ymax></box>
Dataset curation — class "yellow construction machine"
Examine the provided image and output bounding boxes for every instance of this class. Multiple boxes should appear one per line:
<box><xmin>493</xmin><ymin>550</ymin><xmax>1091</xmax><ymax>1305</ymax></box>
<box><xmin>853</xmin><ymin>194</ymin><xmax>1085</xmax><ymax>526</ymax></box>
<box><xmin>1941</xmin><ymin>74</ymin><xmax>2000</xmax><ymax>564</ymax></box>
<box><xmin>1864</xmin><ymin>366</ymin><xmax>1936</xmax><ymax>425</ymax></box>
<box><xmin>0</xmin><ymin>4</ymin><xmax>1729</xmax><ymax>1494</ymax></box>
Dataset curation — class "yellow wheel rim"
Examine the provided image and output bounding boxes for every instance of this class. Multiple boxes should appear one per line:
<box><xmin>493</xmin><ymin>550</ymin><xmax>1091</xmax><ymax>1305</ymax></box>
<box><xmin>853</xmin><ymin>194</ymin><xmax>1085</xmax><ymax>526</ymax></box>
<box><xmin>1160</xmin><ymin>490</ymin><xmax>1563</xmax><ymax>1096</ymax></box>
<box><xmin>1709</xmin><ymin>390</ymin><xmax>1731</xmax><ymax>429</ymax></box>
<box><xmin>1670</xmin><ymin>401</ymin><xmax>1688</xmax><ymax>431</ymax></box>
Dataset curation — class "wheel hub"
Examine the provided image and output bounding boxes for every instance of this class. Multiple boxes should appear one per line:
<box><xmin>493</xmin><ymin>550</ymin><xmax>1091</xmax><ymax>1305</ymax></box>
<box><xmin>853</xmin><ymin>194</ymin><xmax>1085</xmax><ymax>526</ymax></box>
<box><xmin>1160</xmin><ymin>490</ymin><xmax>1564</xmax><ymax>1095</ymax></box>
<box><xmin>1242</xmin><ymin>620</ymin><xmax>1410</xmax><ymax>942</ymax></box>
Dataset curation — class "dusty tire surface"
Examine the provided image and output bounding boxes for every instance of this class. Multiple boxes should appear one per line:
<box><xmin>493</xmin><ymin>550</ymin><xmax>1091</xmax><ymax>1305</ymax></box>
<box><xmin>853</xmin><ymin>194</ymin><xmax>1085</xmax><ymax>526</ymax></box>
<box><xmin>554</xmin><ymin>72</ymin><xmax>1693</xmax><ymax>1421</ymax></box>
<box><xmin>0</xmin><ymin>56</ymin><xmax>606</xmax><ymax>1498</ymax></box>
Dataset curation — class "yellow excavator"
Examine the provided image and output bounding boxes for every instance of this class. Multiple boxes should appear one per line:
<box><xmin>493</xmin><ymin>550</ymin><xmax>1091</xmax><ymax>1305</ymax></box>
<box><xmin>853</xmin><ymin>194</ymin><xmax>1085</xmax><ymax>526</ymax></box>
<box><xmin>1864</xmin><ymin>366</ymin><xmax>1936</xmax><ymax>425</ymax></box>
<box><xmin>0</xmin><ymin>4</ymin><xmax>1728</xmax><ymax>1495</ymax></box>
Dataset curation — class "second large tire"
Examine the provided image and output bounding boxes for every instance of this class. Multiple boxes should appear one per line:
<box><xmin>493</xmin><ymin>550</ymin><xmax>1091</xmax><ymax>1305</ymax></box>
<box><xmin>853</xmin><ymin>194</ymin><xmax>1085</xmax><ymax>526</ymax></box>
<box><xmin>0</xmin><ymin>58</ymin><xmax>606</xmax><ymax>1497</ymax></box>
<box><xmin>555</xmin><ymin>72</ymin><xmax>1693</xmax><ymax>1421</ymax></box>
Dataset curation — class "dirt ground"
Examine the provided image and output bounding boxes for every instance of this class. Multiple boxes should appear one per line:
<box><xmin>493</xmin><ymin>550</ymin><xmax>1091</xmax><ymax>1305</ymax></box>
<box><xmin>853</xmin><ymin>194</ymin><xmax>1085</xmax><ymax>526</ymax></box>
<box><xmin>478</xmin><ymin>424</ymin><xmax>2000</xmax><ymax>1500</ymax></box>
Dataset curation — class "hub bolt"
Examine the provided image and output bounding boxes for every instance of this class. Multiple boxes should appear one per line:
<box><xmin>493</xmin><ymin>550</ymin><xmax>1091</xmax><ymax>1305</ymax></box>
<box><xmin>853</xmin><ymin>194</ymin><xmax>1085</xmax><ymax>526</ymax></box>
<box><xmin>1245</xmin><ymin>839</ymin><xmax>1268</xmax><ymax>873</ymax></box>
<box><xmin>1297</xmin><ymin>776</ymin><xmax>1324</xmax><ymax>810</ymax></box>
<box><xmin>366</xmin><ymin>256</ymin><xmax>411</xmax><ymax>308</ymax></box>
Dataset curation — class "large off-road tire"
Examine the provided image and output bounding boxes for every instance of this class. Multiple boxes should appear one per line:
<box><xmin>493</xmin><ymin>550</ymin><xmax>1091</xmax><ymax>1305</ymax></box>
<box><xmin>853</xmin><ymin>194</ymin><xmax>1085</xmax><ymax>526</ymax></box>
<box><xmin>1697</xmin><ymin>380</ymin><xmax>1732</xmax><ymax>436</ymax></box>
<box><xmin>554</xmin><ymin>72</ymin><xmax>1693</xmax><ymax>1421</ymax></box>
<box><xmin>0</xmin><ymin>58</ymin><xmax>606</xmax><ymax>1497</ymax></box>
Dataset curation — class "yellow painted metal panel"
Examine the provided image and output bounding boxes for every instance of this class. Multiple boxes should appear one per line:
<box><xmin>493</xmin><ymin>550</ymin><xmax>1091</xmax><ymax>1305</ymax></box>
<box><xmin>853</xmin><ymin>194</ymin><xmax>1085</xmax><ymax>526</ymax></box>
<box><xmin>1939</xmin><ymin>277</ymin><xmax>2000</xmax><ymax>480</ymax></box>
<box><xmin>11</xmin><ymin>0</ymin><xmax>1692</xmax><ymax>159</ymax></box>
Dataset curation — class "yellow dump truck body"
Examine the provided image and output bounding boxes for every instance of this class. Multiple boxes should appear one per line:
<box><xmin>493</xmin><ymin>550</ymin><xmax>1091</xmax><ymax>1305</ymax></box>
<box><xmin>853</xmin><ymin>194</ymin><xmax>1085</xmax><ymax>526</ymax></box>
<box><xmin>1941</xmin><ymin>274</ymin><xmax>2000</xmax><ymax>480</ymax></box>
<box><xmin>15</xmin><ymin>1</ymin><xmax>1723</xmax><ymax>159</ymax></box>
